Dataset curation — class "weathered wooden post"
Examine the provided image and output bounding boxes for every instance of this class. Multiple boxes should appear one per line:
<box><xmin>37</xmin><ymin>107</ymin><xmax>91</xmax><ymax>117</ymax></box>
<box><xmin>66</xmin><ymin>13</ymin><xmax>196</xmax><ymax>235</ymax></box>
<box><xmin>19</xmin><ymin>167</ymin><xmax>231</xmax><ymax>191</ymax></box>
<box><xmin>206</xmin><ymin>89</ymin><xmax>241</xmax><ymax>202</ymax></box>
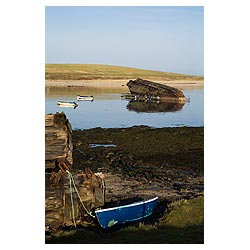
<box><xmin>45</xmin><ymin>112</ymin><xmax>73</xmax><ymax>169</ymax></box>
<box><xmin>45</xmin><ymin>112</ymin><xmax>105</xmax><ymax>230</ymax></box>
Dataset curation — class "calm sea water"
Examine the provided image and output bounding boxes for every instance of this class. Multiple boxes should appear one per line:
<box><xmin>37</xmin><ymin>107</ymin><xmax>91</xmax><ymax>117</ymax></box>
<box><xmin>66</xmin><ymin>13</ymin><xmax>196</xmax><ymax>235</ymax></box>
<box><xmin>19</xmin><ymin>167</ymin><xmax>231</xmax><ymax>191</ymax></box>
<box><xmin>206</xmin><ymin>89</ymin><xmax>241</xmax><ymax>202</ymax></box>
<box><xmin>45</xmin><ymin>86</ymin><xmax>204</xmax><ymax>130</ymax></box>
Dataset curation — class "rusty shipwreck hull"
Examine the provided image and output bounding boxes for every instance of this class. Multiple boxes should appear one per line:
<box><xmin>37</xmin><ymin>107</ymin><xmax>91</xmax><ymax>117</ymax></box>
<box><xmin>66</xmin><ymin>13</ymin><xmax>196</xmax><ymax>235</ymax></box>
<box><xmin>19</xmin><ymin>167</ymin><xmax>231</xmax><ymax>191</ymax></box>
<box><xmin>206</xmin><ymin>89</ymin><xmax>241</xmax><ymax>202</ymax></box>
<box><xmin>127</xmin><ymin>78</ymin><xmax>186</xmax><ymax>102</ymax></box>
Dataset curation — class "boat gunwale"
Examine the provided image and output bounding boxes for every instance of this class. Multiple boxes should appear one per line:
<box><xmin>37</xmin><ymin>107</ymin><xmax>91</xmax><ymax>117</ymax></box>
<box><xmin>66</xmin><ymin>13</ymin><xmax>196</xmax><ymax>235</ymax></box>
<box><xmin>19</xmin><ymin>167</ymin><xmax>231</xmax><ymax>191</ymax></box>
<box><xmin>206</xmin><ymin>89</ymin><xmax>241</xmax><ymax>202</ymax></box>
<box><xmin>95</xmin><ymin>196</ymin><xmax>158</xmax><ymax>214</ymax></box>
<box><xmin>57</xmin><ymin>101</ymin><xmax>77</xmax><ymax>104</ymax></box>
<box><xmin>77</xmin><ymin>95</ymin><xmax>94</xmax><ymax>97</ymax></box>
<box><xmin>77</xmin><ymin>95</ymin><xmax>94</xmax><ymax>101</ymax></box>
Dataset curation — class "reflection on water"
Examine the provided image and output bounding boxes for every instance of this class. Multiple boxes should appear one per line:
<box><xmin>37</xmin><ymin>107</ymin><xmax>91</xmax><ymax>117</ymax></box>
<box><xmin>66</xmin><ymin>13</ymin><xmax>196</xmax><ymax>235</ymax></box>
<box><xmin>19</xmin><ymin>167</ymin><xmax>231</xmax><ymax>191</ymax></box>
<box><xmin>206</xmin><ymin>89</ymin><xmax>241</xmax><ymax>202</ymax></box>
<box><xmin>45</xmin><ymin>86</ymin><xmax>203</xmax><ymax>129</ymax></box>
<box><xmin>127</xmin><ymin>100</ymin><xmax>186</xmax><ymax>113</ymax></box>
<box><xmin>46</xmin><ymin>86</ymin><xmax>126</xmax><ymax>99</ymax></box>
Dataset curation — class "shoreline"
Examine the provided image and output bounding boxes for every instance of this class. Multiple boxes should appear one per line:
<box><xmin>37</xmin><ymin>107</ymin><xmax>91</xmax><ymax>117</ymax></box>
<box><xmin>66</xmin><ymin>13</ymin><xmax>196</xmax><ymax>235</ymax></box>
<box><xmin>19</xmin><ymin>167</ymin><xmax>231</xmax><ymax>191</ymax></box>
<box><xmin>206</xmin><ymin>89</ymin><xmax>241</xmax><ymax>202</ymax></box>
<box><xmin>45</xmin><ymin>79</ymin><xmax>204</xmax><ymax>90</ymax></box>
<box><xmin>73</xmin><ymin>126</ymin><xmax>204</xmax><ymax>203</ymax></box>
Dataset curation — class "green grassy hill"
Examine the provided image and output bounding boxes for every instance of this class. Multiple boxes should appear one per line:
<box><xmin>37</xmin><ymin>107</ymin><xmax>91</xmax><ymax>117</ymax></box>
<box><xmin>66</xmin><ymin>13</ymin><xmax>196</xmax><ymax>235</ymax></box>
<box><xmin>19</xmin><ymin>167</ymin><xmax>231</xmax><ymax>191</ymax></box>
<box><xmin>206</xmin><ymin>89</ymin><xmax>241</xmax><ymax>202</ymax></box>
<box><xmin>45</xmin><ymin>64</ymin><xmax>204</xmax><ymax>81</ymax></box>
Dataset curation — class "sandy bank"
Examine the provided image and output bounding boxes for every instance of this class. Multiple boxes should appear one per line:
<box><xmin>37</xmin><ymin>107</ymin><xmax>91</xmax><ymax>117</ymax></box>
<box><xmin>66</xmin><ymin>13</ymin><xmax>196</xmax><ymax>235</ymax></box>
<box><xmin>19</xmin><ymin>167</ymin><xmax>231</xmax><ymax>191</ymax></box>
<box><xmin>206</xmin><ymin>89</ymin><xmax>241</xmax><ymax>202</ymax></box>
<box><xmin>45</xmin><ymin>79</ymin><xmax>204</xmax><ymax>90</ymax></box>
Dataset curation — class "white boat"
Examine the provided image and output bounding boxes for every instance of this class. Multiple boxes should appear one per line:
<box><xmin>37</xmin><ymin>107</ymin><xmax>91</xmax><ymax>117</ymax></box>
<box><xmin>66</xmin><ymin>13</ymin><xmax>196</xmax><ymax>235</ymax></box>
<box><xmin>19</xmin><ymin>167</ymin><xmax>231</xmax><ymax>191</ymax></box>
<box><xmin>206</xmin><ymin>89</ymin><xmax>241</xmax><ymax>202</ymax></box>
<box><xmin>77</xmin><ymin>95</ymin><xmax>94</xmax><ymax>101</ymax></box>
<box><xmin>57</xmin><ymin>101</ymin><xmax>78</xmax><ymax>108</ymax></box>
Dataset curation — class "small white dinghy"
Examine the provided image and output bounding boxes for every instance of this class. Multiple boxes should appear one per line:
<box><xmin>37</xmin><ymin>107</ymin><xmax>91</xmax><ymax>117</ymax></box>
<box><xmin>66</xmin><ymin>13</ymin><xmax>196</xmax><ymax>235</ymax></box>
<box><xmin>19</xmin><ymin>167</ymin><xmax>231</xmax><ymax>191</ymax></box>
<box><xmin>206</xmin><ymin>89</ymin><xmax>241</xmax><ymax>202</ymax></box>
<box><xmin>57</xmin><ymin>101</ymin><xmax>78</xmax><ymax>108</ymax></box>
<box><xmin>77</xmin><ymin>95</ymin><xmax>94</xmax><ymax>101</ymax></box>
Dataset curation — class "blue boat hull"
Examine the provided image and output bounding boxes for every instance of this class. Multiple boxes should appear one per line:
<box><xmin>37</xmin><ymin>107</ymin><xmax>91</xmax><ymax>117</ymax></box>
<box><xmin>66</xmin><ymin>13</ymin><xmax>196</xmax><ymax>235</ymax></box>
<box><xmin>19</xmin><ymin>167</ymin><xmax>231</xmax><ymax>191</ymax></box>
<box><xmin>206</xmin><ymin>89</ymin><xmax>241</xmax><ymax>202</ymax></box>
<box><xmin>95</xmin><ymin>197</ymin><xmax>158</xmax><ymax>229</ymax></box>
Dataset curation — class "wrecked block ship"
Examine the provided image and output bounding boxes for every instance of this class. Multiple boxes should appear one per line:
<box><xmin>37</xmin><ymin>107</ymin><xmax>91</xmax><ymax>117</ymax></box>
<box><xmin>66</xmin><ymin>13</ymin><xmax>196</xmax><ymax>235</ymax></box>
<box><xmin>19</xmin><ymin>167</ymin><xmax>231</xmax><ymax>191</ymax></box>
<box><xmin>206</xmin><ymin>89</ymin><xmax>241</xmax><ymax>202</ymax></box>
<box><xmin>127</xmin><ymin>78</ymin><xmax>186</xmax><ymax>102</ymax></box>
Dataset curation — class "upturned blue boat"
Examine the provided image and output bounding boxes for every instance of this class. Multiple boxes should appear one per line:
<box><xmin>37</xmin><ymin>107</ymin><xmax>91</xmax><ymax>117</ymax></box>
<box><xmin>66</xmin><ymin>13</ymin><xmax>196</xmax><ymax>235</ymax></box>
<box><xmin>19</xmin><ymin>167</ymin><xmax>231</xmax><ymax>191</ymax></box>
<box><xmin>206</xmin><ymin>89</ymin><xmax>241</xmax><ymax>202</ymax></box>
<box><xmin>95</xmin><ymin>197</ymin><xmax>158</xmax><ymax>229</ymax></box>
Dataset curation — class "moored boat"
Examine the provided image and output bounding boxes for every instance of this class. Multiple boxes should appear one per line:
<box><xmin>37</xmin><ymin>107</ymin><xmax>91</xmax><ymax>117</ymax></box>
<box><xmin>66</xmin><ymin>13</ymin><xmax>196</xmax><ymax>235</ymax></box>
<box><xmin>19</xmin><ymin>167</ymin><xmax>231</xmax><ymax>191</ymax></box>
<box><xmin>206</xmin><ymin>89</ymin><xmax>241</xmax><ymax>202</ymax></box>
<box><xmin>57</xmin><ymin>101</ymin><xmax>78</xmax><ymax>108</ymax></box>
<box><xmin>95</xmin><ymin>196</ymin><xmax>158</xmax><ymax>229</ymax></box>
<box><xmin>77</xmin><ymin>95</ymin><xmax>94</xmax><ymax>101</ymax></box>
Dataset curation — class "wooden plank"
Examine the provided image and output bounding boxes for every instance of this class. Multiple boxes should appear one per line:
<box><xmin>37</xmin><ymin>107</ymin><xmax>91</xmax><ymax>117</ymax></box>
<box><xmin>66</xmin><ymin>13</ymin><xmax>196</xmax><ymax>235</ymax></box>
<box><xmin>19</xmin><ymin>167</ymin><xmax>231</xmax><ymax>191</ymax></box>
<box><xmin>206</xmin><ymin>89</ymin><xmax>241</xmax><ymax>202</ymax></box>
<box><xmin>45</xmin><ymin>173</ymin><xmax>64</xmax><ymax>228</ymax></box>
<box><xmin>45</xmin><ymin>128</ymin><xmax>68</xmax><ymax>137</ymax></box>
<box><xmin>45</xmin><ymin>112</ymin><xmax>73</xmax><ymax>166</ymax></box>
<box><xmin>45</xmin><ymin>114</ymin><xmax>55</xmax><ymax>127</ymax></box>
<box><xmin>45</xmin><ymin>145</ymin><xmax>67</xmax><ymax>153</ymax></box>
<box><xmin>45</xmin><ymin>160</ymin><xmax>57</xmax><ymax>169</ymax></box>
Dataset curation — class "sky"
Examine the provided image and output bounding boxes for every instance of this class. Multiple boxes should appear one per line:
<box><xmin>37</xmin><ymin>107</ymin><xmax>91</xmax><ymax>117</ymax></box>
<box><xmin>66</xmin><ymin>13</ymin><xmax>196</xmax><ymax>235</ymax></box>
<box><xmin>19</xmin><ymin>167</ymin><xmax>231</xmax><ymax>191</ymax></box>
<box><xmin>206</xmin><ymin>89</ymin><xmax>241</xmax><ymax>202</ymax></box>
<box><xmin>45</xmin><ymin>6</ymin><xmax>204</xmax><ymax>75</ymax></box>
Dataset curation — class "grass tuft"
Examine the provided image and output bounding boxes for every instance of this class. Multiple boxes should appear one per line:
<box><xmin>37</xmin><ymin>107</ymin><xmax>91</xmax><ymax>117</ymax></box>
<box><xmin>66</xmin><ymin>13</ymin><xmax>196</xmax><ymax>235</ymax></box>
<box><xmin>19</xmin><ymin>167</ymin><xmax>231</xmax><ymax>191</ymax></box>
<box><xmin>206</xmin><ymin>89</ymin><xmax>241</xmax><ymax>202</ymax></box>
<box><xmin>159</xmin><ymin>196</ymin><xmax>204</xmax><ymax>228</ymax></box>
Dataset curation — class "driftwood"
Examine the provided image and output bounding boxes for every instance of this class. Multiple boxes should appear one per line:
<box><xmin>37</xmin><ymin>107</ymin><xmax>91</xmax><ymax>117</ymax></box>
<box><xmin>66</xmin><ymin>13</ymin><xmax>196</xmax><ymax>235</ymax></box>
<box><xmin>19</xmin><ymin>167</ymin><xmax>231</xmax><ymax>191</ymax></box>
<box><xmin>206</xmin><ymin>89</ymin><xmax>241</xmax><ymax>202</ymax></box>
<box><xmin>127</xmin><ymin>78</ymin><xmax>186</xmax><ymax>102</ymax></box>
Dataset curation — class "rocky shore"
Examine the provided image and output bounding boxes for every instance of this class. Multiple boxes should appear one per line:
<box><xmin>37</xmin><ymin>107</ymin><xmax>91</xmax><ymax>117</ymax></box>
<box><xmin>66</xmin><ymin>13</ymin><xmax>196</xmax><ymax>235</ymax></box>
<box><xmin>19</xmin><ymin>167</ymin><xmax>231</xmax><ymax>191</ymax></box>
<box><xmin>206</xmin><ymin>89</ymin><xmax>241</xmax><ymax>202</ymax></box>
<box><xmin>72</xmin><ymin>126</ymin><xmax>204</xmax><ymax>213</ymax></box>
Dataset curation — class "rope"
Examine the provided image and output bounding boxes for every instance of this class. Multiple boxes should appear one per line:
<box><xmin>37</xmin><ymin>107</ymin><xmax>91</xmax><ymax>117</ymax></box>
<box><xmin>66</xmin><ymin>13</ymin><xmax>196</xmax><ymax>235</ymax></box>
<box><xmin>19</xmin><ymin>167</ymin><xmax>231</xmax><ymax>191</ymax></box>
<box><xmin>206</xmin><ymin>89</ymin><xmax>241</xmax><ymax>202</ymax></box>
<box><xmin>66</xmin><ymin>170</ymin><xmax>96</xmax><ymax>219</ymax></box>
<box><xmin>101</xmin><ymin>179</ymin><xmax>105</xmax><ymax>204</ymax></box>
<box><xmin>68</xmin><ymin>173</ymin><xmax>77</xmax><ymax>227</ymax></box>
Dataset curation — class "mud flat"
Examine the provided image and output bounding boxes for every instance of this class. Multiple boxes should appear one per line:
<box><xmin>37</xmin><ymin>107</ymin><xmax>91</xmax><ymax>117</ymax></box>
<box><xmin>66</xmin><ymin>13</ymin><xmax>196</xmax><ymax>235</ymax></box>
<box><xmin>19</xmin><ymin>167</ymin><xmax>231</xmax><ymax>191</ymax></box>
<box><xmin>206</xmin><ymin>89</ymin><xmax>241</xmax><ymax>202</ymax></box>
<box><xmin>72</xmin><ymin>126</ymin><xmax>204</xmax><ymax>205</ymax></box>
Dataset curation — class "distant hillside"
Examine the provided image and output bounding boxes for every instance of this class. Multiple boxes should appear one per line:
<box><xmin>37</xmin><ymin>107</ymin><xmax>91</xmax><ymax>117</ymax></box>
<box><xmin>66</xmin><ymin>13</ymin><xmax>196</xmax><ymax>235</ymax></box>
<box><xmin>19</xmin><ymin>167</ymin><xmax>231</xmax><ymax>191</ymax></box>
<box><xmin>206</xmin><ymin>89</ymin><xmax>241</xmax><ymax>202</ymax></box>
<box><xmin>45</xmin><ymin>64</ymin><xmax>204</xmax><ymax>81</ymax></box>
